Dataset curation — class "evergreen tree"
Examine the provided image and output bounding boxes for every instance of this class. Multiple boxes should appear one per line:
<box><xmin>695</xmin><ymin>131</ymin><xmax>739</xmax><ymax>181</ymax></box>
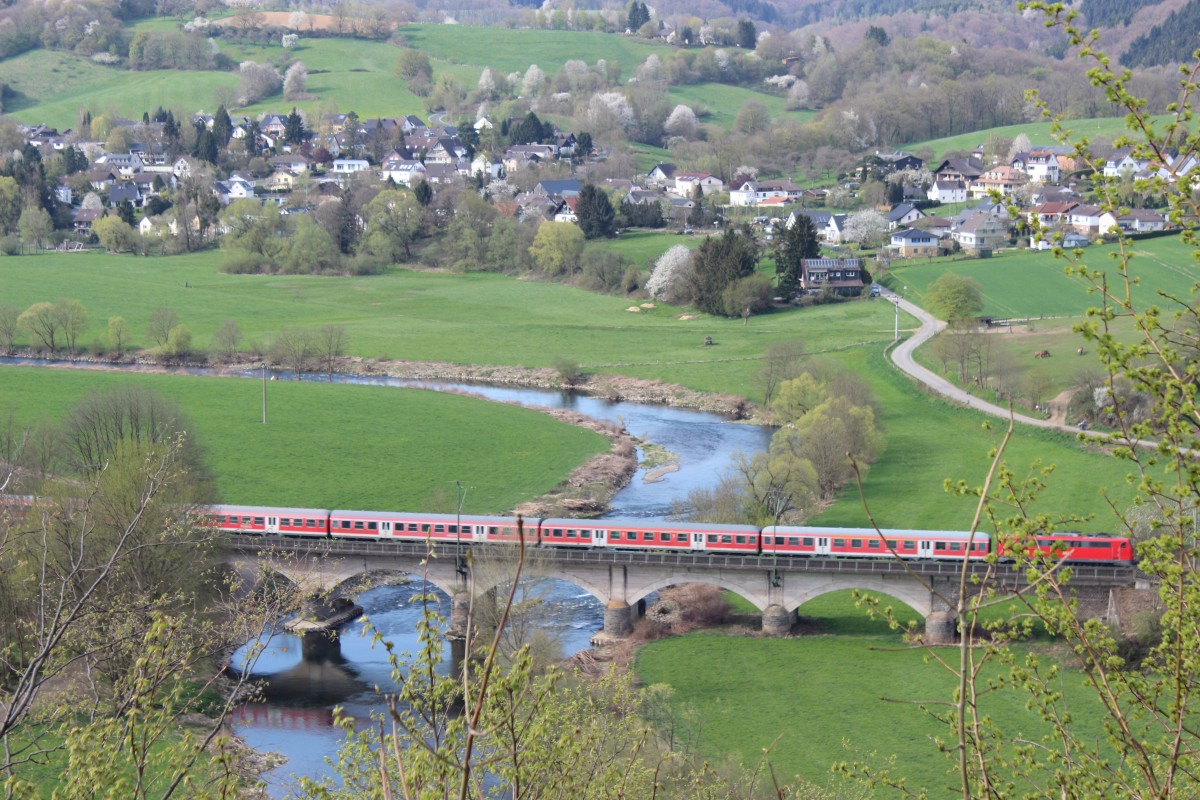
<box><xmin>511</xmin><ymin>112</ymin><xmax>544</xmax><ymax>145</ymax></box>
<box><xmin>575</xmin><ymin>132</ymin><xmax>593</xmax><ymax>160</ymax></box>
<box><xmin>195</xmin><ymin>128</ymin><xmax>218</xmax><ymax>164</ymax></box>
<box><xmin>212</xmin><ymin>105</ymin><xmax>233</xmax><ymax>147</ymax></box>
<box><xmin>692</xmin><ymin>227</ymin><xmax>758</xmax><ymax>316</ymax></box>
<box><xmin>456</xmin><ymin>120</ymin><xmax>479</xmax><ymax>159</ymax></box>
<box><xmin>626</xmin><ymin>1</ymin><xmax>650</xmax><ymax>31</ymax></box>
<box><xmin>576</xmin><ymin>184</ymin><xmax>616</xmax><ymax>239</ymax></box>
<box><xmin>413</xmin><ymin>179</ymin><xmax>433</xmax><ymax>207</ymax></box>
<box><xmin>775</xmin><ymin>214</ymin><xmax>819</xmax><ymax>299</ymax></box>
<box><xmin>735</xmin><ymin>19</ymin><xmax>757</xmax><ymax>49</ymax></box>
<box><xmin>116</xmin><ymin>199</ymin><xmax>135</xmax><ymax>227</ymax></box>
<box><xmin>285</xmin><ymin>108</ymin><xmax>306</xmax><ymax>145</ymax></box>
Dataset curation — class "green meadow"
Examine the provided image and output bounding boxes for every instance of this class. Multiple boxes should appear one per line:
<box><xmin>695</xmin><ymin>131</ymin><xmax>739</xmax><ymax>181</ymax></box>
<box><xmin>0</xmin><ymin>365</ymin><xmax>607</xmax><ymax>512</ymax></box>
<box><xmin>665</xmin><ymin>82</ymin><xmax>815</xmax><ymax>130</ymax></box>
<box><xmin>635</xmin><ymin>591</ymin><xmax>1114</xmax><ymax>799</ymax></box>
<box><xmin>903</xmin><ymin>114</ymin><xmax>1173</xmax><ymax>160</ymax></box>
<box><xmin>884</xmin><ymin>235</ymin><xmax>1198</xmax><ymax>320</ymax></box>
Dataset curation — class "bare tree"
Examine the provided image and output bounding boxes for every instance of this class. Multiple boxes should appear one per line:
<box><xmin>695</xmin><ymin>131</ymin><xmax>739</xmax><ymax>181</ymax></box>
<box><xmin>317</xmin><ymin>324</ymin><xmax>347</xmax><ymax>381</ymax></box>
<box><xmin>272</xmin><ymin>327</ymin><xmax>316</xmax><ymax>378</ymax></box>
<box><xmin>0</xmin><ymin>304</ymin><xmax>19</xmax><ymax>353</ymax></box>
<box><xmin>147</xmin><ymin>307</ymin><xmax>178</xmax><ymax>349</ymax></box>
<box><xmin>211</xmin><ymin>319</ymin><xmax>242</xmax><ymax>363</ymax></box>
<box><xmin>55</xmin><ymin>298</ymin><xmax>87</xmax><ymax>356</ymax></box>
<box><xmin>757</xmin><ymin>339</ymin><xmax>807</xmax><ymax>407</ymax></box>
<box><xmin>17</xmin><ymin>302</ymin><xmax>60</xmax><ymax>351</ymax></box>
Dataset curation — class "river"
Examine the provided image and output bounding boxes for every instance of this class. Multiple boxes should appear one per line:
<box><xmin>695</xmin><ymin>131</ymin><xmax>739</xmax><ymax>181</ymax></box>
<box><xmin>213</xmin><ymin>375</ymin><xmax>774</xmax><ymax>797</ymax></box>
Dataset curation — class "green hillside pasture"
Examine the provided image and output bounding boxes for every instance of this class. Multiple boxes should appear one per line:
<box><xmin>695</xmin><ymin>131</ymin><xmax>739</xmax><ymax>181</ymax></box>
<box><xmin>0</xmin><ymin>51</ymin><xmax>238</xmax><ymax>127</ymax></box>
<box><xmin>807</xmin><ymin>347</ymin><xmax>1136</xmax><ymax>531</ymax></box>
<box><xmin>885</xmin><ymin>236</ymin><xmax>1199</xmax><ymax>320</ymax></box>
<box><xmin>0</xmin><ymin>251</ymin><xmax>897</xmax><ymax>391</ymax></box>
<box><xmin>665</xmin><ymin>82</ymin><xmax>815</xmax><ymax>131</ymax></box>
<box><xmin>396</xmin><ymin>24</ymin><xmax>674</xmax><ymax>79</ymax></box>
<box><xmin>634</xmin><ymin>625</ymin><xmax>1112</xmax><ymax>798</ymax></box>
<box><xmin>586</xmin><ymin>229</ymin><xmax>700</xmax><ymax>270</ymax></box>
<box><xmin>904</xmin><ymin>114</ymin><xmax>1173</xmax><ymax>161</ymax></box>
<box><xmin>0</xmin><ymin>365</ymin><xmax>607</xmax><ymax>512</ymax></box>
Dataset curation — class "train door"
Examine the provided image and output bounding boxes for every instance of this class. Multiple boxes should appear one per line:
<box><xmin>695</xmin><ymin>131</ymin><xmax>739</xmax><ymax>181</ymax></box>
<box><xmin>593</xmin><ymin>528</ymin><xmax>607</xmax><ymax>548</ymax></box>
<box><xmin>265</xmin><ymin>516</ymin><xmax>279</xmax><ymax>534</ymax></box>
<box><xmin>472</xmin><ymin>525</ymin><xmax>488</xmax><ymax>543</ymax></box>
<box><xmin>815</xmin><ymin>537</ymin><xmax>831</xmax><ymax>555</ymax></box>
<box><xmin>918</xmin><ymin>540</ymin><xmax>933</xmax><ymax>558</ymax></box>
<box><xmin>380</xmin><ymin>521</ymin><xmax>392</xmax><ymax>538</ymax></box>
<box><xmin>691</xmin><ymin>532</ymin><xmax>705</xmax><ymax>551</ymax></box>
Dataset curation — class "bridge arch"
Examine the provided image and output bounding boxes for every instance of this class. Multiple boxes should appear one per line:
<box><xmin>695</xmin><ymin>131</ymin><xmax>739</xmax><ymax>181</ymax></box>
<box><xmin>787</xmin><ymin>578</ymin><xmax>932</xmax><ymax>619</ymax></box>
<box><xmin>328</xmin><ymin>569</ymin><xmax>458</xmax><ymax>601</ymax></box>
<box><xmin>471</xmin><ymin>570</ymin><xmax>610</xmax><ymax>609</ymax></box>
<box><xmin>626</xmin><ymin>575</ymin><xmax>767</xmax><ymax>612</ymax></box>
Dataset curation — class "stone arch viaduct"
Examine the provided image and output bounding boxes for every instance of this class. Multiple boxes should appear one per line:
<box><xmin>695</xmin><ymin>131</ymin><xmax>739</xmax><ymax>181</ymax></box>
<box><xmin>222</xmin><ymin>536</ymin><xmax>1138</xmax><ymax>640</ymax></box>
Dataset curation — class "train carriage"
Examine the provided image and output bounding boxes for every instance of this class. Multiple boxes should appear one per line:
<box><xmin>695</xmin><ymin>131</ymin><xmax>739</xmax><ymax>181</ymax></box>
<box><xmin>570</xmin><ymin>520</ymin><xmax>760</xmax><ymax>553</ymax></box>
<box><xmin>207</xmin><ymin>504</ymin><xmax>331</xmax><ymax>537</ymax></box>
<box><xmin>330</xmin><ymin>510</ymin><xmax>528</xmax><ymax>544</ymax></box>
<box><xmin>764</xmin><ymin>526</ymin><xmax>991</xmax><ymax>560</ymax></box>
<box><xmin>998</xmin><ymin>532</ymin><xmax>1134</xmax><ymax>563</ymax></box>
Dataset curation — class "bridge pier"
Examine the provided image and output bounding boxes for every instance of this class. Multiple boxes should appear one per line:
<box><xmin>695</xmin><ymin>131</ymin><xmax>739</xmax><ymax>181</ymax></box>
<box><xmin>300</xmin><ymin>629</ymin><xmax>342</xmax><ymax>660</ymax></box>
<box><xmin>761</xmin><ymin>604</ymin><xmax>795</xmax><ymax>636</ymax></box>
<box><xmin>449</xmin><ymin>591</ymin><xmax>471</xmax><ymax>639</ymax></box>
<box><xmin>603</xmin><ymin>600</ymin><xmax>635</xmax><ymax>638</ymax></box>
<box><xmin>923</xmin><ymin>611</ymin><xmax>955</xmax><ymax>644</ymax></box>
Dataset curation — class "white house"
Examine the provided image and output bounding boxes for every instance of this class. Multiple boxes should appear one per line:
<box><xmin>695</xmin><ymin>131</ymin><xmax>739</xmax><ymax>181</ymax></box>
<box><xmin>671</xmin><ymin>172</ymin><xmax>723</xmax><ymax>198</ymax></box>
<box><xmin>729</xmin><ymin>179</ymin><xmax>805</xmax><ymax>207</ymax></box>
<box><xmin>331</xmin><ymin>159</ymin><xmax>371</xmax><ymax>175</ymax></box>
<box><xmin>928</xmin><ymin>180</ymin><xmax>966</xmax><ymax>204</ymax></box>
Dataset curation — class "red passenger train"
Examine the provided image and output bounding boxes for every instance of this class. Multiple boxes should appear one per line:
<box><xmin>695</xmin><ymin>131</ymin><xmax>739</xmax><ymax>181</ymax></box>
<box><xmin>201</xmin><ymin>504</ymin><xmax>1136</xmax><ymax>565</ymax></box>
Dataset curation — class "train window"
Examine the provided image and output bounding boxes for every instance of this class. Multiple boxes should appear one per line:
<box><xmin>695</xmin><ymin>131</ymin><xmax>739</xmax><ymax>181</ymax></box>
<box><xmin>660</xmin><ymin>533</ymin><xmax>671</xmax><ymax>542</ymax></box>
<box><xmin>833</xmin><ymin>539</ymin><xmax>845</xmax><ymax>547</ymax></box>
<box><xmin>643</xmin><ymin>532</ymin><xmax>654</xmax><ymax>541</ymax></box>
<box><xmin>448</xmin><ymin>525</ymin><xmax>457</xmax><ymax>534</ymax></box>
<box><xmin>434</xmin><ymin>525</ymin><xmax>444</xmax><ymax>533</ymax></box>
<box><xmin>935</xmin><ymin>542</ymin><xmax>946</xmax><ymax>551</ymax></box>
<box><xmin>279</xmin><ymin>518</ymin><xmax>290</xmax><ymax>527</ymax></box>
<box><xmin>789</xmin><ymin>537</ymin><xmax>800</xmax><ymax>546</ymax></box>
<box><xmin>253</xmin><ymin>517</ymin><xmax>264</xmax><ymax>526</ymax></box>
<box><xmin>949</xmin><ymin>542</ymin><xmax>960</xmax><ymax>551</ymax></box>
<box><xmin>851</xmin><ymin>539</ymin><xmax>862</xmax><ymax>548</ymax></box>
<box><xmin>802</xmin><ymin>537</ymin><xmax>813</xmax><ymax>546</ymax></box>
<box><xmin>1088</xmin><ymin>542</ymin><xmax>1107</xmax><ymax>548</ymax></box>
<box><xmin>550</xmin><ymin>530</ymin><xmax>561</xmax><ymax>538</ymax></box>
<box><xmin>422</xmin><ymin>525</ymin><xmax>431</xmax><ymax>533</ymax></box>
<box><xmin>763</xmin><ymin>536</ymin><xmax>772</xmax><ymax>545</ymax></box>
<box><xmin>568</xmin><ymin>529</ymin><xmax>578</xmax><ymax>538</ymax></box>
<box><xmin>581</xmin><ymin>530</ymin><xmax>591</xmax><ymax>539</ymax></box>
<box><xmin>354</xmin><ymin>521</ymin><xmax>364</xmax><ymax>530</ymax></box>
<box><xmin>707</xmin><ymin>535</ymin><xmax>718</xmax><ymax>543</ymax></box>
<box><xmin>367</xmin><ymin>522</ymin><xmax>378</xmax><ymax>531</ymax></box>
<box><xmin>735</xmin><ymin>535</ymin><xmax>746</xmax><ymax>544</ymax></box>
<box><xmin>902</xmin><ymin>541</ymin><xmax>914</xmax><ymax>549</ymax></box>
<box><xmin>977</xmin><ymin>542</ymin><xmax>987</xmax><ymax>551</ymax></box>
<box><xmin>720</xmin><ymin>535</ymin><xmax>732</xmax><ymax>544</ymax></box>
<box><xmin>489</xmin><ymin>527</ymin><xmax>498</xmax><ymax>536</ymax></box>
<box><xmin>676</xmin><ymin>534</ymin><xmax>687</xmax><ymax>542</ymax></box>
<box><xmin>886</xmin><ymin>540</ymin><xmax>897</xmax><ymax>548</ymax></box>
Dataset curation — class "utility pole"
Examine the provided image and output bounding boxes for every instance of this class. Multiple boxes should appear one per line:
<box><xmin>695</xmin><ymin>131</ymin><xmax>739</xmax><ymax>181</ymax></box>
<box><xmin>262</xmin><ymin>364</ymin><xmax>268</xmax><ymax>424</ymax></box>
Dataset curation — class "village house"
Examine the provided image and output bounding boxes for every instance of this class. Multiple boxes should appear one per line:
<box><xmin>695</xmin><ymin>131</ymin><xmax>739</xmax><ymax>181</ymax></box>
<box><xmin>889</xmin><ymin>228</ymin><xmax>940</xmax><ymax>258</ymax></box>
<box><xmin>886</xmin><ymin>203</ymin><xmax>926</xmax><ymax>230</ymax></box>
<box><xmin>671</xmin><ymin>172</ymin><xmax>723</xmax><ymax>197</ymax></box>
<box><xmin>953</xmin><ymin>212</ymin><xmax>1010</xmax><ymax>252</ymax></box>
<box><xmin>729</xmin><ymin>179</ymin><xmax>805</xmax><ymax>207</ymax></box>
<box><xmin>927</xmin><ymin>179</ymin><xmax>967</xmax><ymax>204</ymax></box>
<box><xmin>799</xmin><ymin>258</ymin><xmax>865</xmax><ymax>296</ymax></box>
<box><xmin>969</xmin><ymin>166</ymin><xmax>1027</xmax><ymax>198</ymax></box>
<box><xmin>1011</xmin><ymin>151</ymin><xmax>1061</xmax><ymax>183</ymax></box>
<box><xmin>646</xmin><ymin>163</ymin><xmax>677</xmax><ymax>187</ymax></box>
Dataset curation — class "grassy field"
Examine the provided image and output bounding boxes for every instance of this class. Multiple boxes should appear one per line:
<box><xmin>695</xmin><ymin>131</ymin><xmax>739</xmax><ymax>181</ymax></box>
<box><xmin>0</xmin><ymin>250</ymin><xmax>897</xmax><ymax>389</ymax></box>
<box><xmin>883</xmin><ymin>235</ymin><xmax>1198</xmax><ymax>320</ymax></box>
<box><xmin>665</xmin><ymin>82</ymin><xmax>815</xmax><ymax>130</ymax></box>
<box><xmin>0</xmin><ymin>365</ymin><xmax>607</xmax><ymax>512</ymax></box>
<box><xmin>903</xmin><ymin>114</ymin><xmax>1174</xmax><ymax>161</ymax></box>
<box><xmin>807</xmin><ymin>347</ymin><xmax>1136</xmax><ymax>531</ymax></box>
<box><xmin>634</xmin><ymin>591</ymin><xmax>1113</xmax><ymax>798</ymax></box>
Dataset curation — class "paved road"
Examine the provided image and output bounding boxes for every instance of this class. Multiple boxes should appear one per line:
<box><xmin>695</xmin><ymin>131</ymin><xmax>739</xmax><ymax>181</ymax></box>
<box><xmin>883</xmin><ymin>289</ymin><xmax>1089</xmax><ymax>435</ymax></box>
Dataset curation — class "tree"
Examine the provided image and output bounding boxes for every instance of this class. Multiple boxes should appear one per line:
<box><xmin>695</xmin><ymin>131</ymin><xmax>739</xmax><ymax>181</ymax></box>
<box><xmin>645</xmin><ymin>244</ymin><xmax>696</xmax><ymax>305</ymax></box>
<box><xmin>92</xmin><ymin>216</ymin><xmax>137</xmax><ymax>253</ymax></box>
<box><xmin>692</xmin><ymin>228</ymin><xmax>758</xmax><ymax>316</ymax></box>
<box><xmin>212</xmin><ymin>104</ymin><xmax>232</xmax><ymax>147</ymax></box>
<box><xmin>317</xmin><ymin>324</ymin><xmax>346</xmax><ymax>381</ymax></box>
<box><xmin>238</xmin><ymin>61</ymin><xmax>282</xmax><ymax>105</ymax></box>
<box><xmin>626</xmin><ymin>0</ymin><xmax>650</xmax><ymax>31</ymax></box>
<box><xmin>757</xmin><ymin>339</ymin><xmax>807</xmax><ymax>407</ymax></box>
<box><xmin>0</xmin><ymin>304</ymin><xmax>18</xmax><ymax>353</ymax></box>
<box><xmin>284</xmin><ymin>107</ymin><xmax>306</xmax><ymax>145</ymax></box>
<box><xmin>575</xmin><ymin>184</ymin><xmax>616</xmax><ymax>239</ymax></box>
<box><xmin>284</xmin><ymin>61</ymin><xmax>308</xmax><ymax>101</ymax></box>
<box><xmin>18</xmin><ymin>302</ymin><xmax>60</xmax><ymax>351</ymax></box>
<box><xmin>1006</xmin><ymin>132</ymin><xmax>1032</xmax><ymax>163</ymax></box>
<box><xmin>211</xmin><ymin>319</ymin><xmax>242</xmax><ymax>362</ymax></box>
<box><xmin>272</xmin><ymin>327</ymin><xmax>316</xmax><ymax>377</ymax></box>
<box><xmin>0</xmin><ymin>175</ymin><xmax>21</xmax><ymax>232</ymax></box>
<box><xmin>107</xmin><ymin>315</ymin><xmax>129</xmax><ymax>354</ymax></box>
<box><xmin>775</xmin><ymin>214</ymin><xmax>819</xmax><ymax>299</ymax></box>
<box><xmin>413</xmin><ymin>178</ymin><xmax>433</xmax><ymax>206</ymax></box>
<box><xmin>663</xmin><ymin>104</ymin><xmax>700</xmax><ymax>140</ymax></box>
<box><xmin>394</xmin><ymin>49</ymin><xmax>432</xmax><ymax>81</ymax></box>
<box><xmin>147</xmin><ymin>307</ymin><xmax>179</xmax><ymax>349</ymax></box>
<box><xmin>521</xmin><ymin>64</ymin><xmax>546</xmax><ymax>97</ymax></box>
<box><xmin>735</xmin><ymin>19</ymin><xmax>757</xmax><ymax>49</ymax></box>
<box><xmin>864</xmin><ymin>24</ymin><xmax>890</xmax><ymax>47</ymax></box>
<box><xmin>734</xmin><ymin>100</ymin><xmax>770</xmax><ymax>135</ymax></box>
<box><xmin>285</xmin><ymin>216</ymin><xmax>340</xmax><ymax>273</ymax></box>
<box><xmin>17</xmin><ymin>206</ymin><xmax>52</xmax><ymax>248</ymax></box>
<box><xmin>55</xmin><ymin>298</ymin><xmax>87</xmax><ymax>355</ymax></box>
<box><xmin>925</xmin><ymin>272</ymin><xmax>982</xmax><ymax>321</ymax></box>
<box><xmin>842</xmin><ymin>209</ymin><xmax>888</xmax><ymax>248</ymax></box>
<box><xmin>163</xmin><ymin>324</ymin><xmax>192</xmax><ymax>359</ymax></box>
<box><xmin>529</xmin><ymin>221</ymin><xmax>584</xmax><ymax>277</ymax></box>
<box><xmin>361</xmin><ymin>188</ymin><xmax>422</xmax><ymax>261</ymax></box>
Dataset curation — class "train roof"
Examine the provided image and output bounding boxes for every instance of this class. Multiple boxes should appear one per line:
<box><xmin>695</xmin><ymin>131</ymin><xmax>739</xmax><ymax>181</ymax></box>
<box><xmin>542</xmin><ymin>518</ymin><xmax>761</xmax><ymax>533</ymax></box>
<box><xmin>331</xmin><ymin>510</ymin><xmax>519</xmax><ymax>525</ymax></box>
<box><xmin>210</xmin><ymin>504</ymin><xmax>331</xmax><ymax>516</ymax></box>
<box><xmin>767</xmin><ymin>526</ymin><xmax>990</xmax><ymax>540</ymax></box>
